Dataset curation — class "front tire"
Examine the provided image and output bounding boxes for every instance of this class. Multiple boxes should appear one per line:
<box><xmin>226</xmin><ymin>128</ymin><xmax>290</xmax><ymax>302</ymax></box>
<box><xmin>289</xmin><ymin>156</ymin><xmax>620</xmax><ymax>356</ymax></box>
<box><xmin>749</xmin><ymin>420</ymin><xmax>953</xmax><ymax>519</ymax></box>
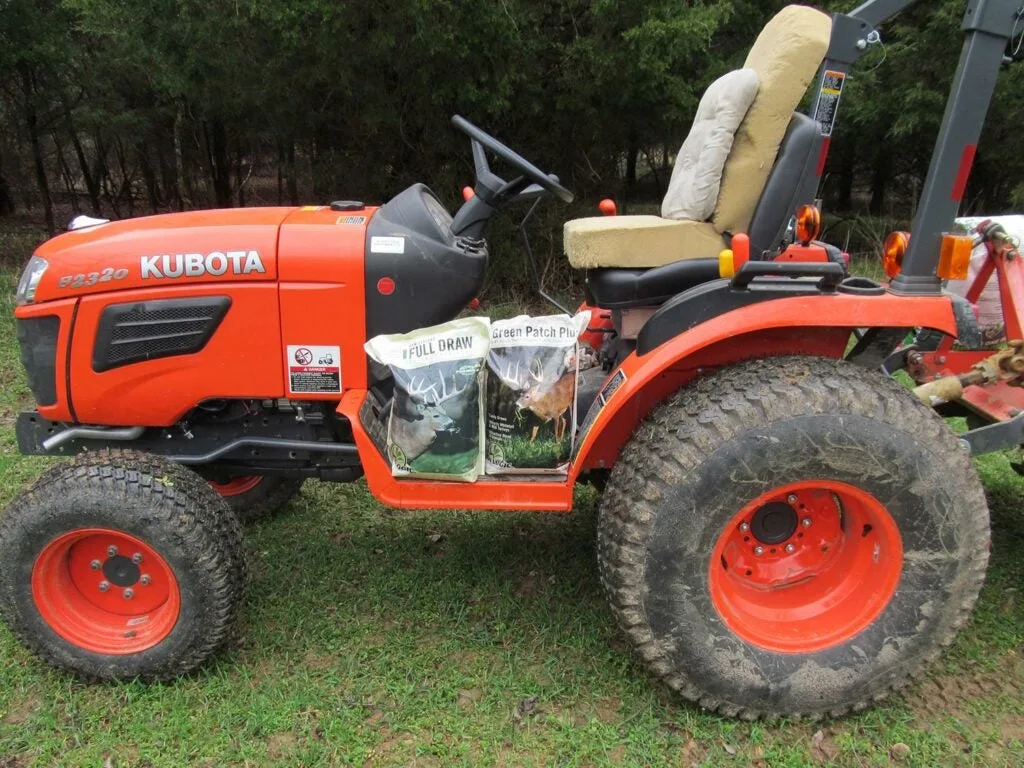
<box><xmin>0</xmin><ymin>451</ymin><xmax>246</xmax><ymax>681</ymax></box>
<box><xmin>598</xmin><ymin>357</ymin><xmax>990</xmax><ymax>719</ymax></box>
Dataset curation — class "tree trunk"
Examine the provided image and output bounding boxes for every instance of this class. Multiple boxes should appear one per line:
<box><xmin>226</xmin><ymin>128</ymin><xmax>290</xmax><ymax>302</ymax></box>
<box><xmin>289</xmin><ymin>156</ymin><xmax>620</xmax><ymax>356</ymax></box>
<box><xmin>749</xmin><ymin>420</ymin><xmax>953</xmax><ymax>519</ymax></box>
<box><xmin>869</xmin><ymin>146</ymin><xmax>890</xmax><ymax>216</ymax></box>
<box><xmin>136</xmin><ymin>141</ymin><xmax>161</xmax><ymax>213</ymax></box>
<box><xmin>173</xmin><ymin>106</ymin><xmax>187</xmax><ymax>210</ymax></box>
<box><xmin>623</xmin><ymin>127</ymin><xmax>639</xmax><ymax>215</ymax></box>
<box><xmin>63</xmin><ymin>101</ymin><xmax>102</xmax><ymax>215</ymax></box>
<box><xmin>21</xmin><ymin>69</ymin><xmax>55</xmax><ymax>233</ymax></box>
<box><xmin>207</xmin><ymin>120</ymin><xmax>232</xmax><ymax>207</ymax></box>
<box><xmin>286</xmin><ymin>140</ymin><xmax>298</xmax><ymax>205</ymax></box>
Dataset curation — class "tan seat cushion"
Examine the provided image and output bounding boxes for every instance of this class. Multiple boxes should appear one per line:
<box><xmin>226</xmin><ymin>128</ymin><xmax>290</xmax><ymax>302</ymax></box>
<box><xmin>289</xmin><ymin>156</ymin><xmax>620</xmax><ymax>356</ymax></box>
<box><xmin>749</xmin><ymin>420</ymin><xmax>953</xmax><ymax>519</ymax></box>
<box><xmin>564</xmin><ymin>216</ymin><xmax>725</xmax><ymax>269</ymax></box>
<box><xmin>713</xmin><ymin>5</ymin><xmax>831</xmax><ymax>234</ymax></box>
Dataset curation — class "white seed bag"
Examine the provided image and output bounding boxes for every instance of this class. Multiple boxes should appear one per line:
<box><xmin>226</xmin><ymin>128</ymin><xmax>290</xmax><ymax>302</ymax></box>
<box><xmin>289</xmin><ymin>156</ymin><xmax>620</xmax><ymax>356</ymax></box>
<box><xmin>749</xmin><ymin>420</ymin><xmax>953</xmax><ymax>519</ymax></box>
<box><xmin>364</xmin><ymin>317</ymin><xmax>490</xmax><ymax>481</ymax></box>
<box><xmin>485</xmin><ymin>311</ymin><xmax>590</xmax><ymax>474</ymax></box>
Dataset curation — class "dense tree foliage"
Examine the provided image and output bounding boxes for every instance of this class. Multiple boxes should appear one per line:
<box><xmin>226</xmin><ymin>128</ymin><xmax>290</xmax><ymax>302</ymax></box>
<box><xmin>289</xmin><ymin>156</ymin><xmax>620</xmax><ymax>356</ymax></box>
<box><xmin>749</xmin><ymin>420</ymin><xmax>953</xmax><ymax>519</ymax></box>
<box><xmin>0</xmin><ymin>0</ymin><xmax>1021</xmax><ymax>237</ymax></box>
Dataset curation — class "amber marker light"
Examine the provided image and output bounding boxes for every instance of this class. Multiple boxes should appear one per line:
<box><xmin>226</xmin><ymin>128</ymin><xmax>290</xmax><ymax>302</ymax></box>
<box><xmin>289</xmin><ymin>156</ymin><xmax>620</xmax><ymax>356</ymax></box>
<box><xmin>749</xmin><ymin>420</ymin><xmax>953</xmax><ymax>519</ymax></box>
<box><xmin>883</xmin><ymin>231</ymin><xmax>910</xmax><ymax>279</ymax></box>
<box><xmin>937</xmin><ymin>233</ymin><xmax>973</xmax><ymax>280</ymax></box>
<box><xmin>795</xmin><ymin>205</ymin><xmax>822</xmax><ymax>245</ymax></box>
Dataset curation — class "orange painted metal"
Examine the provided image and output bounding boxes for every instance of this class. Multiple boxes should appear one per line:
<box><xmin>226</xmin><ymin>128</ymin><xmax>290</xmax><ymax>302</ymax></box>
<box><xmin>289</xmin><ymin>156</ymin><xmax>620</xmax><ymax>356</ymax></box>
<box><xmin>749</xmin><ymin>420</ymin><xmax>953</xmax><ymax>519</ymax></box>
<box><xmin>32</xmin><ymin>528</ymin><xmax>181</xmax><ymax>654</ymax></box>
<box><xmin>570</xmin><ymin>293</ymin><xmax>957</xmax><ymax>476</ymax></box>
<box><xmin>578</xmin><ymin>301</ymin><xmax>613</xmax><ymax>353</ymax></box>
<box><xmin>277</xmin><ymin>205</ymin><xmax>375</xmax><ymax>395</ymax></box>
<box><xmin>13</xmin><ymin>298</ymin><xmax>78</xmax><ymax>423</ymax></box>
<box><xmin>774</xmin><ymin>243</ymin><xmax>829</xmax><ymax>263</ymax></box>
<box><xmin>69</xmin><ymin>283</ymin><xmax>284</xmax><ymax>426</ymax></box>
<box><xmin>708</xmin><ymin>481</ymin><xmax>902</xmax><ymax>653</ymax></box>
<box><xmin>337</xmin><ymin>390</ymin><xmax>573</xmax><ymax>511</ymax></box>
<box><xmin>32</xmin><ymin>207</ymin><xmax>291</xmax><ymax>304</ymax></box>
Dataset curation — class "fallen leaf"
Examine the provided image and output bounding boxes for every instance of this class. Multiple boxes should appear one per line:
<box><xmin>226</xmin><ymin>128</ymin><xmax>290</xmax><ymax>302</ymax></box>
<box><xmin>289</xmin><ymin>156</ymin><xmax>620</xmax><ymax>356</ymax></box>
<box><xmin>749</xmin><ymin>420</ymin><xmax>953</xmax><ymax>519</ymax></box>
<box><xmin>723</xmin><ymin>743</ymin><xmax>737</xmax><ymax>756</ymax></box>
<box><xmin>810</xmin><ymin>729</ymin><xmax>840</xmax><ymax>764</ymax></box>
<box><xmin>456</xmin><ymin>689</ymin><xmax>481</xmax><ymax>709</ymax></box>
<box><xmin>425</xmin><ymin>532</ymin><xmax>443</xmax><ymax>544</ymax></box>
<box><xmin>890</xmin><ymin>742</ymin><xmax>911</xmax><ymax>761</ymax></box>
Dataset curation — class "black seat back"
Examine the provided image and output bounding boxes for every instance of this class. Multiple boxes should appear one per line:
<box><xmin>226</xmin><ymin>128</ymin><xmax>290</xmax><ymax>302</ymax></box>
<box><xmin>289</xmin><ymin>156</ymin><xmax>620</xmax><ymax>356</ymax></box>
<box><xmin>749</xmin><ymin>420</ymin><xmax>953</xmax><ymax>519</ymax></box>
<box><xmin>746</xmin><ymin>113</ymin><xmax>824</xmax><ymax>255</ymax></box>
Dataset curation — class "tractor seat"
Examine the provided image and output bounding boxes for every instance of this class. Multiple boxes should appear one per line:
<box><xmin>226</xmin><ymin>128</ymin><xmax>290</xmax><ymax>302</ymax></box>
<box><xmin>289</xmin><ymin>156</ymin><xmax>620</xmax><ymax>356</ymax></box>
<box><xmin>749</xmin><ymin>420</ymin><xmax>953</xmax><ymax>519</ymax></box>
<box><xmin>565</xmin><ymin>4</ymin><xmax>831</xmax><ymax>309</ymax></box>
<box><xmin>585</xmin><ymin>113</ymin><xmax>825</xmax><ymax>309</ymax></box>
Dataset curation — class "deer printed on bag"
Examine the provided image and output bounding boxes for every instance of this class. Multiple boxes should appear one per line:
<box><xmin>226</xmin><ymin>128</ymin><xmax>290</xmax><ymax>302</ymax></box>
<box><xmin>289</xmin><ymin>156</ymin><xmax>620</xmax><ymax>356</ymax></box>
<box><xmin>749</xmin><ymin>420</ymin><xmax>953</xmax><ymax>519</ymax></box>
<box><xmin>390</xmin><ymin>374</ymin><xmax>467</xmax><ymax>462</ymax></box>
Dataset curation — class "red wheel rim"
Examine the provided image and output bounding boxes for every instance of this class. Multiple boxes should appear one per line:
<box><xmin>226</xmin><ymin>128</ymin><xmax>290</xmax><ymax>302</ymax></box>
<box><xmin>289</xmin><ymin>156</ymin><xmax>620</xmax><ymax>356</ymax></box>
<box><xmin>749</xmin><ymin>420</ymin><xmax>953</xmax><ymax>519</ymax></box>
<box><xmin>31</xmin><ymin>528</ymin><xmax>180</xmax><ymax>654</ymax></box>
<box><xmin>708</xmin><ymin>481</ymin><xmax>903</xmax><ymax>653</ymax></box>
<box><xmin>209</xmin><ymin>476</ymin><xmax>262</xmax><ymax>497</ymax></box>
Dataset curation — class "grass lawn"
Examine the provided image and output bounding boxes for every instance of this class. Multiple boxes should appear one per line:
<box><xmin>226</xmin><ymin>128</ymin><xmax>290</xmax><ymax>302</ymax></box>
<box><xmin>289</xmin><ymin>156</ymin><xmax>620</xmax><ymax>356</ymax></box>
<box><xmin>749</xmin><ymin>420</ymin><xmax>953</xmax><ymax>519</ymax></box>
<box><xmin>0</xmin><ymin>242</ymin><xmax>1022</xmax><ymax>766</ymax></box>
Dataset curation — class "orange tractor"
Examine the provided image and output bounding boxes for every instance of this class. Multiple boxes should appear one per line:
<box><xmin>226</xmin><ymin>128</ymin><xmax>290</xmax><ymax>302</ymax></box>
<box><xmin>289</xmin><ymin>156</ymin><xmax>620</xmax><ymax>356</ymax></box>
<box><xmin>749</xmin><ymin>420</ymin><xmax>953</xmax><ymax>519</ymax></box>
<box><xmin>2</xmin><ymin>1</ymin><xmax>1020</xmax><ymax>719</ymax></box>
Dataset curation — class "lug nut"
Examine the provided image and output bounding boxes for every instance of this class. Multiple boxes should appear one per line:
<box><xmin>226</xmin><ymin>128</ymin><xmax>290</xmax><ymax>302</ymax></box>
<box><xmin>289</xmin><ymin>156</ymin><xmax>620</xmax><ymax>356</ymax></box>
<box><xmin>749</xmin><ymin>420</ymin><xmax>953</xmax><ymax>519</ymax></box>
<box><xmin>107</xmin><ymin>545</ymin><xmax>118</xmax><ymax>557</ymax></box>
<box><xmin>754</xmin><ymin>546</ymin><xmax>764</xmax><ymax>556</ymax></box>
<box><xmin>131</xmin><ymin>552</ymin><xmax>144</xmax><ymax>565</ymax></box>
<box><xmin>89</xmin><ymin>559</ymin><xmax>101</xmax><ymax>571</ymax></box>
<box><xmin>140</xmin><ymin>574</ymin><xmax>151</xmax><ymax>586</ymax></box>
<box><xmin>123</xmin><ymin>588</ymin><xmax>134</xmax><ymax>600</ymax></box>
<box><xmin>785</xmin><ymin>543</ymin><xmax>796</xmax><ymax>554</ymax></box>
<box><xmin>787</xmin><ymin>494</ymin><xmax>798</xmax><ymax>504</ymax></box>
<box><xmin>739</xmin><ymin>522</ymin><xmax>750</xmax><ymax>532</ymax></box>
<box><xmin>98</xmin><ymin>581</ymin><xmax>110</xmax><ymax>592</ymax></box>
<box><xmin>802</xmin><ymin>518</ymin><xmax>812</xmax><ymax>528</ymax></box>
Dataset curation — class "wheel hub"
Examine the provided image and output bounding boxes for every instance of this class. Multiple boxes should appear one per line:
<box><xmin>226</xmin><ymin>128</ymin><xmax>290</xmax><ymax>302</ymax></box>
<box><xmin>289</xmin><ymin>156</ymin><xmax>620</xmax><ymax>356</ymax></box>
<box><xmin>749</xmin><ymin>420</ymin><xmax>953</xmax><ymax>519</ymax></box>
<box><xmin>102</xmin><ymin>555</ymin><xmax>140</xmax><ymax>587</ymax></box>
<box><xmin>750</xmin><ymin>502</ymin><xmax>798</xmax><ymax>545</ymax></box>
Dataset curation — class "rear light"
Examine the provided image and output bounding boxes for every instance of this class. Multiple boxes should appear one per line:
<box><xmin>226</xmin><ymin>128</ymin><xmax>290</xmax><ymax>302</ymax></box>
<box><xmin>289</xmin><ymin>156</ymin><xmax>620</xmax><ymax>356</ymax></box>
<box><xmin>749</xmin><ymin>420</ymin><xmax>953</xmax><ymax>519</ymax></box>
<box><xmin>937</xmin><ymin>233</ymin><xmax>973</xmax><ymax>280</ymax></box>
<box><xmin>795</xmin><ymin>205</ymin><xmax>821</xmax><ymax>245</ymax></box>
<box><xmin>883</xmin><ymin>232</ymin><xmax>910</xmax><ymax>278</ymax></box>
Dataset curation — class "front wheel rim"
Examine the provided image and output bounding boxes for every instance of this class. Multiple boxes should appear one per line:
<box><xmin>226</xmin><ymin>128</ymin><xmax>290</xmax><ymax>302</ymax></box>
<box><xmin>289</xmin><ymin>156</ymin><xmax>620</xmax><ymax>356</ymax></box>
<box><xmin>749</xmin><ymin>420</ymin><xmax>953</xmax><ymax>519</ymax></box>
<box><xmin>708</xmin><ymin>481</ymin><xmax>903</xmax><ymax>654</ymax></box>
<box><xmin>32</xmin><ymin>528</ymin><xmax>181</xmax><ymax>654</ymax></box>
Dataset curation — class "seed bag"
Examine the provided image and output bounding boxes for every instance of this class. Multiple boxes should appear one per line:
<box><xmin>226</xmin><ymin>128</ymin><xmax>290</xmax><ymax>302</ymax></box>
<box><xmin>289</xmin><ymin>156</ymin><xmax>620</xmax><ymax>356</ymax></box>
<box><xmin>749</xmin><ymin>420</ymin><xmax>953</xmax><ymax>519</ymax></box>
<box><xmin>364</xmin><ymin>317</ymin><xmax>490</xmax><ymax>481</ymax></box>
<box><xmin>485</xmin><ymin>311</ymin><xmax>590</xmax><ymax>474</ymax></box>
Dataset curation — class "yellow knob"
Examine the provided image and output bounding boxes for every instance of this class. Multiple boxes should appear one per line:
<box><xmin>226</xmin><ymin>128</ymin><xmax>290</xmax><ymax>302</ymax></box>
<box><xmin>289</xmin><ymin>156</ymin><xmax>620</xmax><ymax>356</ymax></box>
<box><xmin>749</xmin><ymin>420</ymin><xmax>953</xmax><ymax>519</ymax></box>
<box><xmin>718</xmin><ymin>249</ymin><xmax>735</xmax><ymax>278</ymax></box>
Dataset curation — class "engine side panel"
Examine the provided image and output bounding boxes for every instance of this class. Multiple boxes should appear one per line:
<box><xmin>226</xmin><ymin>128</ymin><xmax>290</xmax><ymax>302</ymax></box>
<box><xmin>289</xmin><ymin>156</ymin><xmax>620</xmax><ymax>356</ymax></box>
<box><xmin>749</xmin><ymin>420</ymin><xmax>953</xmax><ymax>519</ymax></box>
<box><xmin>32</xmin><ymin>207</ymin><xmax>292</xmax><ymax>304</ymax></box>
<box><xmin>70</xmin><ymin>284</ymin><xmax>285</xmax><ymax>426</ymax></box>
<box><xmin>277</xmin><ymin>206</ymin><xmax>372</xmax><ymax>396</ymax></box>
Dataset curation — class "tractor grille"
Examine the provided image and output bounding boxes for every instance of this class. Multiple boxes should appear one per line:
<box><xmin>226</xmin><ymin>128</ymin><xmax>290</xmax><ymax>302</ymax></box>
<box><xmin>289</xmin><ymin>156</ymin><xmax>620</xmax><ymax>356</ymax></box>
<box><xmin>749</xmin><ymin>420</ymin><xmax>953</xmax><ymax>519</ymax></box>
<box><xmin>92</xmin><ymin>296</ymin><xmax>231</xmax><ymax>372</ymax></box>
<box><xmin>16</xmin><ymin>316</ymin><xmax>61</xmax><ymax>406</ymax></box>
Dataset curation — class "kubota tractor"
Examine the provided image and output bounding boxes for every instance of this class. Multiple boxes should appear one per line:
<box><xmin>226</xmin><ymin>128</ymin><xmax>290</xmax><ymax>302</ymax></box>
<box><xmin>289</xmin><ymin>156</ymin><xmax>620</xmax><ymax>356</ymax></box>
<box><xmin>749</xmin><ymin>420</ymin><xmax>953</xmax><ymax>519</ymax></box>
<box><xmin>2</xmin><ymin>0</ymin><xmax>1020</xmax><ymax>719</ymax></box>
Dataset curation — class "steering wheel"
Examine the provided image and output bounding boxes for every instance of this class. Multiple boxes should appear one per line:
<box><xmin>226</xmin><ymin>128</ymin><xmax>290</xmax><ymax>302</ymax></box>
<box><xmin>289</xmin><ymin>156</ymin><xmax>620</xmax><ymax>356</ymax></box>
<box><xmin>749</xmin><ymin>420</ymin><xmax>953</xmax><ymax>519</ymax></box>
<box><xmin>451</xmin><ymin>115</ymin><xmax>574</xmax><ymax>204</ymax></box>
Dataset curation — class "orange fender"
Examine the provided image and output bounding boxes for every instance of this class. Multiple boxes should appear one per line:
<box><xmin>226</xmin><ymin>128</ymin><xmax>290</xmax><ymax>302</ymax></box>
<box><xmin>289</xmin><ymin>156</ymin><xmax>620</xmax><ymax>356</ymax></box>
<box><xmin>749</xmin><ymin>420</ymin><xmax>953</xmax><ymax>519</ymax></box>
<box><xmin>570</xmin><ymin>293</ymin><xmax>956</xmax><ymax>476</ymax></box>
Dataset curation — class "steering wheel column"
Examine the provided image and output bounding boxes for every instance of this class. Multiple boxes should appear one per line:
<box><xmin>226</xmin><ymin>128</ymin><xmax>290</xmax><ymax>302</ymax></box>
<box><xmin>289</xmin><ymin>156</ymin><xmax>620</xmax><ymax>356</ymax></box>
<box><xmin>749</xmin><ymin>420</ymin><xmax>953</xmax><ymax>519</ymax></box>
<box><xmin>449</xmin><ymin>115</ymin><xmax>573</xmax><ymax>239</ymax></box>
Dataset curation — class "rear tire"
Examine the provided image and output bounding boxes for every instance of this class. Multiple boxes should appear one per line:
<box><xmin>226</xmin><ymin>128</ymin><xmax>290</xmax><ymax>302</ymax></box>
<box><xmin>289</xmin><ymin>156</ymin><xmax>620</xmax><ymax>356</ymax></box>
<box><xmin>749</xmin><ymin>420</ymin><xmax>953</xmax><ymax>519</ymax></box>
<box><xmin>203</xmin><ymin>473</ymin><xmax>304</xmax><ymax>524</ymax></box>
<box><xmin>0</xmin><ymin>450</ymin><xmax>246</xmax><ymax>681</ymax></box>
<box><xmin>597</xmin><ymin>356</ymin><xmax>990</xmax><ymax>719</ymax></box>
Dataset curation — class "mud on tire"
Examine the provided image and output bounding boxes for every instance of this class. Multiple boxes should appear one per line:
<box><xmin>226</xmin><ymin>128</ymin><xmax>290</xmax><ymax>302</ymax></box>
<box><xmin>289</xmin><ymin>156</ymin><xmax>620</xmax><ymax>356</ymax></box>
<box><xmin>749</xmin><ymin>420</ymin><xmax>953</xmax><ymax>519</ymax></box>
<box><xmin>597</xmin><ymin>356</ymin><xmax>990</xmax><ymax>719</ymax></box>
<box><xmin>0</xmin><ymin>450</ymin><xmax>247</xmax><ymax>681</ymax></box>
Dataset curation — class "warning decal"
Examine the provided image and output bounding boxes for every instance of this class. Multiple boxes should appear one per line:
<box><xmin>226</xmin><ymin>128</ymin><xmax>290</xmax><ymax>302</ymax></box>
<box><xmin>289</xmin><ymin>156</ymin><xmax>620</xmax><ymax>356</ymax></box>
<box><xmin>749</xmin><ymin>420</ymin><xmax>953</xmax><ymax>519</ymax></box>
<box><xmin>287</xmin><ymin>345</ymin><xmax>342</xmax><ymax>394</ymax></box>
<box><xmin>812</xmin><ymin>69</ymin><xmax>846</xmax><ymax>137</ymax></box>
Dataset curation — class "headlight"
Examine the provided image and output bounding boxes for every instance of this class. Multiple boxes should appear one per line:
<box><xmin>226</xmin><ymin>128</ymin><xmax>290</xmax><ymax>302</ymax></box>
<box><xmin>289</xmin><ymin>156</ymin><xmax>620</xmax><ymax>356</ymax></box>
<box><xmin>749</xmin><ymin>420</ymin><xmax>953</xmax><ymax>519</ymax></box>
<box><xmin>16</xmin><ymin>255</ymin><xmax>48</xmax><ymax>306</ymax></box>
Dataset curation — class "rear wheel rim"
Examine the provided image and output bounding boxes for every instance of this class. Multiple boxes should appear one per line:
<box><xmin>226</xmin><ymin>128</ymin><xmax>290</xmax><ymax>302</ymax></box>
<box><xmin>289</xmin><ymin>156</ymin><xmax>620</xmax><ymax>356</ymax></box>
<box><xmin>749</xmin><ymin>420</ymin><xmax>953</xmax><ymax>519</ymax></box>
<box><xmin>32</xmin><ymin>528</ymin><xmax>181</xmax><ymax>654</ymax></box>
<box><xmin>708</xmin><ymin>481</ymin><xmax>903</xmax><ymax>653</ymax></box>
<box><xmin>209</xmin><ymin>476</ymin><xmax>262</xmax><ymax>497</ymax></box>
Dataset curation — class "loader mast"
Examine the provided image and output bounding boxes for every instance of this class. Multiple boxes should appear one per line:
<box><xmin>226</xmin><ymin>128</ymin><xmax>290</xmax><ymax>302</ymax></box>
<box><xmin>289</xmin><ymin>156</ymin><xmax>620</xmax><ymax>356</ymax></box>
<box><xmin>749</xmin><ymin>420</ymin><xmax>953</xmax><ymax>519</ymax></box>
<box><xmin>811</xmin><ymin>0</ymin><xmax>1022</xmax><ymax>295</ymax></box>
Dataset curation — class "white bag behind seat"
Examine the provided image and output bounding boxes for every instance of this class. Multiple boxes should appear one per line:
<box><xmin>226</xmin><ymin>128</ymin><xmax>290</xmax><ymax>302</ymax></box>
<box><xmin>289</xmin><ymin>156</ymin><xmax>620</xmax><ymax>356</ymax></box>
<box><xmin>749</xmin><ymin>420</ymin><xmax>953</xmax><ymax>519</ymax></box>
<box><xmin>661</xmin><ymin>68</ymin><xmax>760</xmax><ymax>222</ymax></box>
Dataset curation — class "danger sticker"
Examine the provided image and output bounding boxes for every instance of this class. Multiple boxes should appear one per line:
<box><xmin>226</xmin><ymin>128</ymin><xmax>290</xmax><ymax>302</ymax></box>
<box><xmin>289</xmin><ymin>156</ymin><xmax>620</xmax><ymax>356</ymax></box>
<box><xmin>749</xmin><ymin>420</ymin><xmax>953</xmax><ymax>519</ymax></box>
<box><xmin>813</xmin><ymin>69</ymin><xmax>846</xmax><ymax>137</ymax></box>
<box><xmin>370</xmin><ymin>236</ymin><xmax>405</xmax><ymax>254</ymax></box>
<box><xmin>287</xmin><ymin>345</ymin><xmax>342</xmax><ymax>394</ymax></box>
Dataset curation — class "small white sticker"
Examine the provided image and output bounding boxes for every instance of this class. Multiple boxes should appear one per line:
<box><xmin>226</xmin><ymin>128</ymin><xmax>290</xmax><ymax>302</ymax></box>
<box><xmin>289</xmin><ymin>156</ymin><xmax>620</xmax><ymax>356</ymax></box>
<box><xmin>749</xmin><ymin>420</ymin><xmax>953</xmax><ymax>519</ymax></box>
<box><xmin>287</xmin><ymin>345</ymin><xmax>342</xmax><ymax>394</ymax></box>
<box><xmin>370</xmin><ymin>236</ymin><xmax>405</xmax><ymax>254</ymax></box>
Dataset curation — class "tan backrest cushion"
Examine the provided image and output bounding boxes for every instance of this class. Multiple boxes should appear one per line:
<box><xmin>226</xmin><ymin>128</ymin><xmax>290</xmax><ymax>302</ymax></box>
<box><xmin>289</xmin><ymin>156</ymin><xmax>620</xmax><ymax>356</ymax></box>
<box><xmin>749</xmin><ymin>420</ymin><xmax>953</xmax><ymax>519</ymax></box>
<box><xmin>662</xmin><ymin>68</ymin><xmax>759</xmax><ymax>222</ymax></box>
<box><xmin>712</xmin><ymin>5</ymin><xmax>831</xmax><ymax>235</ymax></box>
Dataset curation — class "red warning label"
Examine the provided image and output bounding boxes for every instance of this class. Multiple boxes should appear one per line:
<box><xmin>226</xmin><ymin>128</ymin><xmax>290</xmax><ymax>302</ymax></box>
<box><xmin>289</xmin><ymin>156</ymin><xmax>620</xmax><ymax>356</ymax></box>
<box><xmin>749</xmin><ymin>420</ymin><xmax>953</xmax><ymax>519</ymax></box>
<box><xmin>287</xmin><ymin>345</ymin><xmax>341</xmax><ymax>394</ymax></box>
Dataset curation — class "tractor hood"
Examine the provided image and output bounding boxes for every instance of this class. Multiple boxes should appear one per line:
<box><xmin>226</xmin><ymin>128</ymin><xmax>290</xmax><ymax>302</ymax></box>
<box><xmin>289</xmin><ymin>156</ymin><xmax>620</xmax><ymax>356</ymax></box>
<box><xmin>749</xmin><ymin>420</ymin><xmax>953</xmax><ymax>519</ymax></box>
<box><xmin>25</xmin><ymin>208</ymin><xmax>295</xmax><ymax>305</ymax></box>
